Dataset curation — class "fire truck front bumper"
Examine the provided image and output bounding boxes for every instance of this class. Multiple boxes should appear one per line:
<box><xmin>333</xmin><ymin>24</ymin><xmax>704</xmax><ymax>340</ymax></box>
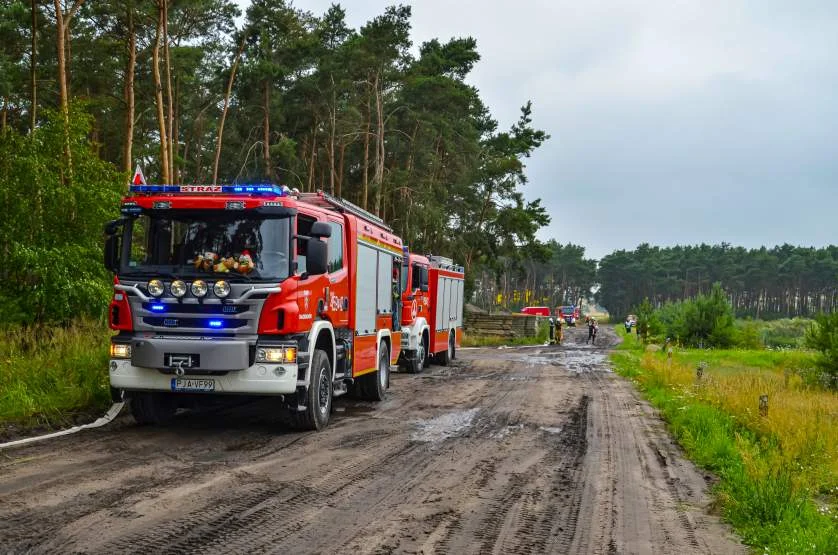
<box><xmin>109</xmin><ymin>360</ymin><xmax>299</xmax><ymax>395</ymax></box>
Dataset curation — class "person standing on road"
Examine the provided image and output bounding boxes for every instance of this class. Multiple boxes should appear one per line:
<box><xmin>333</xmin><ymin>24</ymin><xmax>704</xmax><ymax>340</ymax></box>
<box><xmin>587</xmin><ymin>318</ymin><xmax>596</xmax><ymax>344</ymax></box>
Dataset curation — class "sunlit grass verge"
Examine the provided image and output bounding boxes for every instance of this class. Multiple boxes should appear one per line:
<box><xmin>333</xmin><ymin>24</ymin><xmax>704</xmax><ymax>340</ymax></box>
<box><xmin>0</xmin><ymin>319</ymin><xmax>111</xmax><ymax>428</ymax></box>
<box><xmin>611</xmin><ymin>329</ymin><xmax>837</xmax><ymax>554</ymax></box>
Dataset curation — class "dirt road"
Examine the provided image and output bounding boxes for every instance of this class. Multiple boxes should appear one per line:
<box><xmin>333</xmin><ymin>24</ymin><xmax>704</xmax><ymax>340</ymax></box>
<box><xmin>0</xmin><ymin>326</ymin><xmax>744</xmax><ymax>554</ymax></box>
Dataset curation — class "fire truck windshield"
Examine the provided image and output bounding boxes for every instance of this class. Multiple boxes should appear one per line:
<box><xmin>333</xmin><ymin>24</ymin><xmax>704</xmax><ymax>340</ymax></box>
<box><xmin>122</xmin><ymin>212</ymin><xmax>291</xmax><ymax>280</ymax></box>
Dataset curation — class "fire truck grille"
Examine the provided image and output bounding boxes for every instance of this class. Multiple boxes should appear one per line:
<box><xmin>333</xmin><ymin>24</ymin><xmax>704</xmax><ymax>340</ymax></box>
<box><xmin>141</xmin><ymin>302</ymin><xmax>249</xmax><ymax>315</ymax></box>
<box><xmin>142</xmin><ymin>317</ymin><xmax>250</xmax><ymax>329</ymax></box>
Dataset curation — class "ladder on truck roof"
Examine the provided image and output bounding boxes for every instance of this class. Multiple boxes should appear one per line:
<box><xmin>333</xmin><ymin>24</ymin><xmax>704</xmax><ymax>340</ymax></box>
<box><xmin>428</xmin><ymin>255</ymin><xmax>464</xmax><ymax>274</ymax></box>
<box><xmin>296</xmin><ymin>191</ymin><xmax>392</xmax><ymax>232</ymax></box>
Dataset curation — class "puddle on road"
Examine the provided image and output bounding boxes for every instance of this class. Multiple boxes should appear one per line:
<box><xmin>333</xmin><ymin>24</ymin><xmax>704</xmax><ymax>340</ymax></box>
<box><xmin>539</xmin><ymin>426</ymin><xmax>563</xmax><ymax>434</ymax></box>
<box><xmin>333</xmin><ymin>403</ymin><xmax>376</xmax><ymax>417</ymax></box>
<box><xmin>490</xmin><ymin>423</ymin><xmax>524</xmax><ymax>440</ymax></box>
<box><xmin>525</xmin><ymin>347</ymin><xmax>611</xmax><ymax>374</ymax></box>
<box><xmin>411</xmin><ymin>408</ymin><xmax>480</xmax><ymax>443</ymax></box>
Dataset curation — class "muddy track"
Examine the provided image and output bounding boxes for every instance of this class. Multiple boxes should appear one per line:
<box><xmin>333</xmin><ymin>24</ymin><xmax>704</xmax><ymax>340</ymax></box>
<box><xmin>0</xmin><ymin>326</ymin><xmax>744</xmax><ymax>554</ymax></box>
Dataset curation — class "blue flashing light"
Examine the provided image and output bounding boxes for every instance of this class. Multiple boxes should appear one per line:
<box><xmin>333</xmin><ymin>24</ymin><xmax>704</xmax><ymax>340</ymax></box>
<box><xmin>208</xmin><ymin>319</ymin><xmax>224</xmax><ymax>328</ymax></box>
<box><xmin>129</xmin><ymin>184</ymin><xmax>287</xmax><ymax>196</ymax></box>
<box><xmin>150</xmin><ymin>304</ymin><xmax>166</xmax><ymax>312</ymax></box>
<box><xmin>129</xmin><ymin>185</ymin><xmax>181</xmax><ymax>193</ymax></box>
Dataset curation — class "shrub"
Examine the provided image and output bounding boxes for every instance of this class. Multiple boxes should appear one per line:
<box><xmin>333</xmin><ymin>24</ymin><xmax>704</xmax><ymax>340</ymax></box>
<box><xmin>804</xmin><ymin>313</ymin><xmax>838</xmax><ymax>389</ymax></box>
<box><xmin>0</xmin><ymin>106</ymin><xmax>123</xmax><ymax>323</ymax></box>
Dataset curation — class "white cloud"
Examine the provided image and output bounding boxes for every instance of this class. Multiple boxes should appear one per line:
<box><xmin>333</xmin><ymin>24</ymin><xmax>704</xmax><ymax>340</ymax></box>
<box><xmin>238</xmin><ymin>0</ymin><xmax>838</xmax><ymax>258</ymax></box>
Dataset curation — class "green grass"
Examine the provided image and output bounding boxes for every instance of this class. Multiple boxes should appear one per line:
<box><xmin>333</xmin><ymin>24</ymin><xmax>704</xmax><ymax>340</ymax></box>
<box><xmin>611</xmin><ymin>328</ymin><xmax>837</xmax><ymax>554</ymax></box>
<box><xmin>0</xmin><ymin>319</ymin><xmax>112</xmax><ymax>428</ymax></box>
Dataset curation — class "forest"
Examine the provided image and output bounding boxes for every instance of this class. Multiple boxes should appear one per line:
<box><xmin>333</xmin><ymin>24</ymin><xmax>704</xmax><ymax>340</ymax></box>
<box><xmin>0</xmin><ymin>0</ymin><xmax>584</xmax><ymax>322</ymax></box>
<box><xmin>597</xmin><ymin>243</ymin><xmax>838</xmax><ymax>320</ymax></box>
<box><xmin>3</xmin><ymin>2</ymin><xmax>834</xmax><ymax>324</ymax></box>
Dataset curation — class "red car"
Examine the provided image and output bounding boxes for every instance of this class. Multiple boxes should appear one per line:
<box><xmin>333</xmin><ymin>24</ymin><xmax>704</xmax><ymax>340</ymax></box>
<box><xmin>521</xmin><ymin>306</ymin><xmax>551</xmax><ymax>317</ymax></box>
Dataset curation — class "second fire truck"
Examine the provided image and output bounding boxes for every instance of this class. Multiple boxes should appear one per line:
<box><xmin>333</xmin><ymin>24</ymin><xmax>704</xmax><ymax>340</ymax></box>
<box><xmin>398</xmin><ymin>253</ymin><xmax>464</xmax><ymax>373</ymax></box>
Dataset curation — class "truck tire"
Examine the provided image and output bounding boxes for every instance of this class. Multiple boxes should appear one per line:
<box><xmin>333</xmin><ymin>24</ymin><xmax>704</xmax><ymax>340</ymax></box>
<box><xmin>437</xmin><ymin>332</ymin><xmax>454</xmax><ymax>366</ymax></box>
<box><xmin>408</xmin><ymin>336</ymin><xmax>427</xmax><ymax>374</ymax></box>
<box><xmin>131</xmin><ymin>393</ymin><xmax>177</xmax><ymax>425</ymax></box>
<box><xmin>292</xmin><ymin>349</ymin><xmax>332</xmax><ymax>431</ymax></box>
<box><xmin>361</xmin><ymin>343</ymin><xmax>389</xmax><ymax>401</ymax></box>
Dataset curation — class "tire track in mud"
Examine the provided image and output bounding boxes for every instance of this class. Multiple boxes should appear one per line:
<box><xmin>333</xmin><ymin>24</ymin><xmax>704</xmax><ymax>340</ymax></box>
<box><xmin>429</xmin><ymin>394</ymin><xmax>590</xmax><ymax>555</ymax></box>
<box><xmin>0</xmin><ymin>326</ymin><xmax>745</xmax><ymax>555</ymax></box>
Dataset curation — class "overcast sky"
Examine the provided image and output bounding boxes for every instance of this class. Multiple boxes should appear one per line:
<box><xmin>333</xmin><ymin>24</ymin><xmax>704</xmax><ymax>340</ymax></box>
<box><xmin>238</xmin><ymin>1</ymin><xmax>838</xmax><ymax>259</ymax></box>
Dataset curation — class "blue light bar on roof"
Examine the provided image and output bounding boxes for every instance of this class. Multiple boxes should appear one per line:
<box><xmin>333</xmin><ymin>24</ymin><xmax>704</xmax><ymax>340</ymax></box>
<box><xmin>129</xmin><ymin>184</ymin><xmax>287</xmax><ymax>196</ymax></box>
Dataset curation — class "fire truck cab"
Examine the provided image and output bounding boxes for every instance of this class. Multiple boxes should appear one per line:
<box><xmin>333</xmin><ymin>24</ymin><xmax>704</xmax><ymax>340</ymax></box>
<box><xmin>104</xmin><ymin>185</ymin><xmax>403</xmax><ymax>430</ymax></box>
<box><xmin>398</xmin><ymin>253</ymin><xmax>431</xmax><ymax>373</ymax></box>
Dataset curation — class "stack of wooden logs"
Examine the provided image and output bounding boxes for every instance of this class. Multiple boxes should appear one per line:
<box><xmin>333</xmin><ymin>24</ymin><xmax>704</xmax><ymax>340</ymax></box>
<box><xmin>464</xmin><ymin>313</ymin><xmax>541</xmax><ymax>338</ymax></box>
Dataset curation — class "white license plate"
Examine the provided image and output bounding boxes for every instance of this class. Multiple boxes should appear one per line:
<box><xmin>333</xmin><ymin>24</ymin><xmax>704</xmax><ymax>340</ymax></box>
<box><xmin>171</xmin><ymin>378</ymin><xmax>215</xmax><ymax>392</ymax></box>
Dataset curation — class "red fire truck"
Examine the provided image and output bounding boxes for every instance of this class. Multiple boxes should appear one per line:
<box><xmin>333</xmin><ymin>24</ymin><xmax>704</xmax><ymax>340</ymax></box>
<box><xmin>104</xmin><ymin>185</ymin><xmax>404</xmax><ymax>430</ymax></box>
<box><xmin>397</xmin><ymin>254</ymin><xmax>464</xmax><ymax>372</ymax></box>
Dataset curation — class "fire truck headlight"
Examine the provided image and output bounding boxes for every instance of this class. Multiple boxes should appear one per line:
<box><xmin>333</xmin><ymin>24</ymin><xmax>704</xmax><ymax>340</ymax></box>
<box><xmin>256</xmin><ymin>348</ymin><xmax>283</xmax><ymax>363</ymax></box>
<box><xmin>110</xmin><ymin>343</ymin><xmax>132</xmax><ymax>359</ymax></box>
<box><xmin>147</xmin><ymin>279</ymin><xmax>165</xmax><ymax>297</ymax></box>
<box><xmin>170</xmin><ymin>279</ymin><xmax>187</xmax><ymax>298</ymax></box>
<box><xmin>256</xmin><ymin>347</ymin><xmax>297</xmax><ymax>364</ymax></box>
<box><xmin>191</xmin><ymin>280</ymin><xmax>208</xmax><ymax>298</ymax></box>
<box><xmin>213</xmin><ymin>280</ymin><xmax>231</xmax><ymax>298</ymax></box>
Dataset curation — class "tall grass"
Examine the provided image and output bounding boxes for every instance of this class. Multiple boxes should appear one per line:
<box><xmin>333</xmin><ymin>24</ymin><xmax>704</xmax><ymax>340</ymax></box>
<box><xmin>0</xmin><ymin>319</ymin><xmax>112</xmax><ymax>427</ymax></box>
<box><xmin>611</xmin><ymin>330</ymin><xmax>837</xmax><ymax>553</ymax></box>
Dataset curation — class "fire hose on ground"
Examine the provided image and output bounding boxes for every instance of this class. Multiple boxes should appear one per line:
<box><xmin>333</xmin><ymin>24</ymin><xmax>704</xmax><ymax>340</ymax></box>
<box><xmin>0</xmin><ymin>402</ymin><xmax>125</xmax><ymax>451</ymax></box>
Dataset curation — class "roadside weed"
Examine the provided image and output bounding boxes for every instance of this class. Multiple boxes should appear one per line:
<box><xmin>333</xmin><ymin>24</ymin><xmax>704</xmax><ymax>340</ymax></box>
<box><xmin>0</xmin><ymin>319</ymin><xmax>111</xmax><ymax>427</ymax></box>
<box><xmin>611</xmin><ymin>332</ymin><xmax>837</xmax><ymax>553</ymax></box>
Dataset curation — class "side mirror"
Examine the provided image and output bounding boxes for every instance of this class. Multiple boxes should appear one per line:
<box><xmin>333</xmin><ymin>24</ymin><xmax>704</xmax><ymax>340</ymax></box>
<box><xmin>310</xmin><ymin>221</ymin><xmax>332</xmax><ymax>239</ymax></box>
<box><xmin>104</xmin><ymin>219</ymin><xmax>122</xmax><ymax>236</ymax></box>
<box><xmin>420</xmin><ymin>267</ymin><xmax>429</xmax><ymax>292</ymax></box>
<box><xmin>305</xmin><ymin>238</ymin><xmax>328</xmax><ymax>276</ymax></box>
<box><xmin>104</xmin><ymin>219</ymin><xmax>124</xmax><ymax>273</ymax></box>
<box><xmin>104</xmin><ymin>235</ymin><xmax>120</xmax><ymax>273</ymax></box>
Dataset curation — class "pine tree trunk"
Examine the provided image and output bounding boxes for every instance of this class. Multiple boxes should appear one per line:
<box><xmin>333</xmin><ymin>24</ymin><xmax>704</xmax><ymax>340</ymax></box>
<box><xmin>173</xmin><ymin>76</ymin><xmax>180</xmax><ymax>183</ymax></box>
<box><xmin>163</xmin><ymin>0</ymin><xmax>174</xmax><ymax>182</ymax></box>
<box><xmin>373</xmin><ymin>73</ymin><xmax>384</xmax><ymax>215</ymax></box>
<box><xmin>337</xmin><ymin>141</ymin><xmax>346</xmax><ymax>198</ymax></box>
<box><xmin>328</xmin><ymin>76</ymin><xmax>336</xmax><ymax>195</ymax></box>
<box><xmin>122</xmin><ymin>5</ymin><xmax>136</xmax><ymax>177</ymax></box>
<box><xmin>362</xmin><ymin>91</ymin><xmax>370</xmax><ymax>209</ymax></box>
<box><xmin>263</xmin><ymin>81</ymin><xmax>271</xmax><ymax>180</ymax></box>
<box><xmin>152</xmin><ymin>1</ymin><xmax>170</xmax><ymax>183</ymax></box>
<box><xmin>54</xmin><ymin>0</ymin><xmax>72</xmax><ymax>179</ymax></box>
<box><xmin>30</xmin><ymin>0</ymin><xmax>37</xmax><ymax>132</ymax></box>
<box><xmin>307</xmin><ymin>124</ymin><xmax>316</xmax><ymax>191</ymax></box>
<box><xmin>212</xmin><ymin>34</ymin><xmax>246</xmax><ymax>185</ymax></box>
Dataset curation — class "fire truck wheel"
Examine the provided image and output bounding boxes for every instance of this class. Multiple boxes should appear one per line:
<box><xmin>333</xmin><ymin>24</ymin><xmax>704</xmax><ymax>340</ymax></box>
<box><xmin>293</xmin><ymin>349</ymin><xmax>332</xmax><ymax>431</ymax></box>
<box><xmin>437</xmin><ymin>332</ymin><xmax>454</xmax><ymax>366</ymax></box>
<box><xmin>424</xmin><ymin>334</ymin><xmax>434</xmax><ymax>366</ymax></box>
<box><xmin>408</xmin><ymin>338</ymin><xmax>426</xmax><ymax>374</ymax></box>
<box><xmin>362</xmin><ymin>343</ymin><xmax>389</xmax><ymax>401</ymax></box>
<box><xmin>130</xmin><ymin>393</ymin><xmax>176</xmax><ymax>425</ymax></box>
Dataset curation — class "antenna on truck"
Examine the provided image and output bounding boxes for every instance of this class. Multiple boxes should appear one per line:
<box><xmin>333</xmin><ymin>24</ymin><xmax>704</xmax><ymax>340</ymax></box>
<box><xmin>297</xmin><ymin>190</ymin><xmax>392</xmax><ymax>231</ymax></box>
